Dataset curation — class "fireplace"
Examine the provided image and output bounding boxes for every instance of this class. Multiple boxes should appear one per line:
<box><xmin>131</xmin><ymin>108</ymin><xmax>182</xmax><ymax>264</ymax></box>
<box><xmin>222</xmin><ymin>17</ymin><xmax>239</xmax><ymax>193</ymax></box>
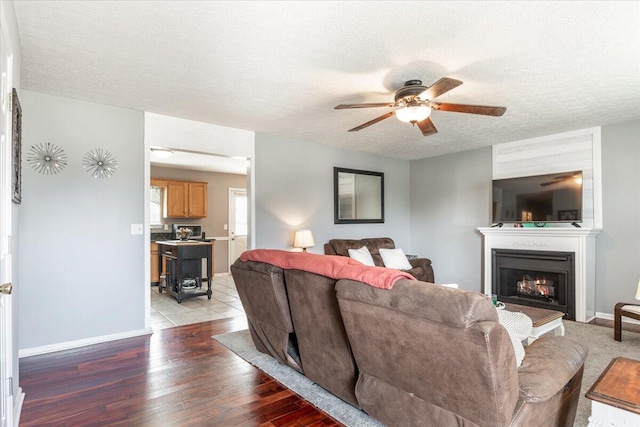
<box><xmin>492</xmin><ymin>249</ymin><xmax>575</xmax><ymax>320</ymax></box>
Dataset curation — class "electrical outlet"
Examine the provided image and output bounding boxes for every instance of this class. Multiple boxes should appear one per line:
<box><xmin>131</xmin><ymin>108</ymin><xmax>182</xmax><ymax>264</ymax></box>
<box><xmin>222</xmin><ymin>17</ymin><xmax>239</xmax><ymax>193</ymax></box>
<box><xmin>131</xmin><ymin>224</ymin><xmax>144</xmax><ymax>235</ymax></box>
<box><xmin>223</xmin><ymin>224</ymin><xmax>228</xmax><ymax>230</ymax></box>
<box><xmin>163</xmin><ymin>224</ymin><xmax>169</xmax><ymax>231</ymax></box>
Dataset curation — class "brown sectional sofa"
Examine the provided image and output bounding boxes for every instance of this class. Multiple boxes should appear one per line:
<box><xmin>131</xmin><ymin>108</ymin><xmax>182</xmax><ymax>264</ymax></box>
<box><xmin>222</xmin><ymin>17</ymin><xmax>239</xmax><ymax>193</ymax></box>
<box><xmin>324</xmin><ymin>237</ymin><xmax>434</xmax><ymax>283</ymax></box>
<box><xmin>231</xmin><ymin>254</ymin><xmax>587</xmax><ymax>427</ymax></box>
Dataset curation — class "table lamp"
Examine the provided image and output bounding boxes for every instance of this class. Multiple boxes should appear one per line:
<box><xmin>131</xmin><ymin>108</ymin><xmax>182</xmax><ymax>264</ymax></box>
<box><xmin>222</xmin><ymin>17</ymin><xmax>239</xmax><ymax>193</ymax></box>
<box><xmin>293</xmin><ymin>229</ymin><xmax>315</xmax><ymax>252</ymax></box>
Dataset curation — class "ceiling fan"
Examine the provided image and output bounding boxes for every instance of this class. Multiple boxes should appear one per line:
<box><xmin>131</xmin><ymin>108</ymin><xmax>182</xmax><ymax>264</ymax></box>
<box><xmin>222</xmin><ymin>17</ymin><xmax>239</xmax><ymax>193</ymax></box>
<box><xmin>335</xmin><ymin>78</ymin><xmax>506</xmax><ymax>137</ymax></box>
<box><xmin>540</xmin><ymin>173</ymin><xmax>582</xmax><ymax>187</ymax></box>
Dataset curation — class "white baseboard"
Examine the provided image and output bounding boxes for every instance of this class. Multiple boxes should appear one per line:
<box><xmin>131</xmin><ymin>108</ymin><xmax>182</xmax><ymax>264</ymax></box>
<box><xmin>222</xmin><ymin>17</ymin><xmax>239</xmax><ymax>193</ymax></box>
<box><xmin>596</xmin><ymin>311</ymin><xmax>640</xmax><ymax>325</ymax></box>
<box><xmin>214</xmin><ymin>272</ymin><xmax>231</xmax><ymax>277</ymax></box>
<box><xmin>19</xmin><ymin>327</ymin><xmax>153</xmax><ymax>358</ymax></box>
<box><xmin>13</xmin><ymin>387</ymin><xmax>24</xmax><ymax>427</ymax></box>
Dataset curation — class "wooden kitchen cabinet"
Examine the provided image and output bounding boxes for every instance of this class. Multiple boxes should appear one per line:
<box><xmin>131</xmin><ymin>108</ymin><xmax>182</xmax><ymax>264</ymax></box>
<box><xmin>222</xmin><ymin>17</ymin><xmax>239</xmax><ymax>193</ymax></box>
<box><xmin>151</xmin><ymin>242</ymin><xmax>167</xmax><ymax>284</ymax></box>
<box><xmin>164</xmin><ymin>180</ymin><xmax>208</xmax><ymax>218</ymax></box>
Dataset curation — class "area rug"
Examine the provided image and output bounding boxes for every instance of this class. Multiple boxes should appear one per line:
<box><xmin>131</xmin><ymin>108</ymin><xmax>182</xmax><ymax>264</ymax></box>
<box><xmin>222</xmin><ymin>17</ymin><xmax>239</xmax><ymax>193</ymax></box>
<box><xmin>214</xmin><ymin>321</ymin><xmax>640</xmax><ymax>427</ymax></box>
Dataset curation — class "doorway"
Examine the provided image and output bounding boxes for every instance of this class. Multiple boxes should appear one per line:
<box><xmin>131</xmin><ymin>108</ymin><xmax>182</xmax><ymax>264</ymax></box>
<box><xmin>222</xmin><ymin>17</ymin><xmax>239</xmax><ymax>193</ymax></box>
<box><xmin>147</xmin><ymin>149</ymin><xmax>249</xmax><ymax>330</ymax></box>
<box><xmin>228</xmin><ymin>188</ymin><xmax>247</xmax><ymax>270</ymax></box>
<box><xmin>0</xmin><ymin>19</ymin><xmax>15</xmax><ymax>427</ymax></box>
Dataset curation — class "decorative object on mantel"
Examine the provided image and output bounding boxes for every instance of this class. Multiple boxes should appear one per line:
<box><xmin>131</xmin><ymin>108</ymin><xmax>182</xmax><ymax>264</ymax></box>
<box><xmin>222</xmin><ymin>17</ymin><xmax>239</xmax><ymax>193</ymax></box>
<box><xmin>293</xmin><ymin>229</ymin><xmax>315</xmax><ymax>252</ymax></box>
<box><xmin>27</xmin><ymin>142</ymin><xmax>68</xmax><ymax>176</ymax></box>
<box><xmin>83</xmin><ymin>148</ymin><xmax>117</xmax><ymax>178</ymax></box>
<box><xmin>11</xmin><ymin>88</ymin><xmax>22</xmax><ymax>203</ymax></box>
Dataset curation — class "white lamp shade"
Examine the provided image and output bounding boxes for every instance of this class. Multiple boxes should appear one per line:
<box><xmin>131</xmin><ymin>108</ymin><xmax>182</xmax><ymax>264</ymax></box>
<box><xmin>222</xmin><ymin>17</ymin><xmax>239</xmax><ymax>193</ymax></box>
<box><xmin>636</xmin><ymin>277</ymin><xmax>640</xmax><ymax>300</ymax></box>
<box><xmin>293</xmin><ymin>229</ymin><xmax>315</xmax><ymax>249</ymax></box>
<box><xmin>396</xmin><ymin>105</ymin><xmax>431</xmax><ymax>123</ymax></box>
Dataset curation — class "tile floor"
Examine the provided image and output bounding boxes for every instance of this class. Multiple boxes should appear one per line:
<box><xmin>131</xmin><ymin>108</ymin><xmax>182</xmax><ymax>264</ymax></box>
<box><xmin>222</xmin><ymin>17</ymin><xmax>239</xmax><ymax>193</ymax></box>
<box><xmin>150</xmin><ymin>274</ymin><xmax>245</xmax><ymax>330</ymax></box>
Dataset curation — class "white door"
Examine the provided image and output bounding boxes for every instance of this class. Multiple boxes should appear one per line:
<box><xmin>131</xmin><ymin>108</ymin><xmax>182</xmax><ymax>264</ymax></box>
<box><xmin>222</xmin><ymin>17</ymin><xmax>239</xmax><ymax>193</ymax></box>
<box><xmin>0</xmin><ymin>21</ymin><xmax>15</xmax><ymax>427</ymax></box>
<box><xmin>228</xmin><ymin>188</ymin><xmax>247</xmax><ymax>271</ymax></box>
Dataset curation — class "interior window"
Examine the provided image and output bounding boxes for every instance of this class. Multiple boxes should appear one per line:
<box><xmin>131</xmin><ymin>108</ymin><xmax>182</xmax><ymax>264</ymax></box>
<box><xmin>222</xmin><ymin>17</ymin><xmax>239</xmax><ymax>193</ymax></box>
<box><xmin>150</xmin><ymin>186</ymin><xmax>163</xmax><ymax>226</ymax></box>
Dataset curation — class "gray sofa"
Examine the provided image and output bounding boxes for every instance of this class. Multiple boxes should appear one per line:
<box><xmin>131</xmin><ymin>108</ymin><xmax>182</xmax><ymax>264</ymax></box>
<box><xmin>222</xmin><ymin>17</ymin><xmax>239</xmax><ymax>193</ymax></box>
<box><xmin>231</xmin><ymin>255</ymin><xmax>587</xmax><ymax>427</ymax></box>
<box><xmin>324</xmin><ymin>237</ymin><xmax>434</xmax><ymax>283</ymax></box>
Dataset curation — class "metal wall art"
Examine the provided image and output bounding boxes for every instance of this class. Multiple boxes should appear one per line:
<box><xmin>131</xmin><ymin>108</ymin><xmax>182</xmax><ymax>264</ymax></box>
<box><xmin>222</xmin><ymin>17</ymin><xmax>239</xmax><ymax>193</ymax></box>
<box><xmin>11</xmin><ymin>89</ymin><xmax>22</xmax><ymax>203</ymax></box>
<box><xmin>83</xmin><ymin>148</ymin><xmax>117</xmax><ymax>178</ymax></box>
<box><xmin>27</xmin><ymin>142</ymin><xmax>68</xmax><ymax>175</ymax></box>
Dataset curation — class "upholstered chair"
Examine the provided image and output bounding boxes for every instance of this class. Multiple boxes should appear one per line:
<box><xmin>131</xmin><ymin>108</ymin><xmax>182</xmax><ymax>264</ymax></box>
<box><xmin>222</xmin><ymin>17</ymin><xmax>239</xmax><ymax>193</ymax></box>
<box><xmin>614</xmin><ymin>278</ymin><xmax>640</xmax><ymax>341</ymax></box>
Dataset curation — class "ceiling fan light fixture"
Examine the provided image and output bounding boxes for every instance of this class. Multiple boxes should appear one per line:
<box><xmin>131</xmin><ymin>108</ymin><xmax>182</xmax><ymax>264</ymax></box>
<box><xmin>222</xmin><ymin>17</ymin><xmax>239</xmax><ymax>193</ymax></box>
<box><xmin>396</xmin><ymin>104</ymin><xmax>431</xmax><ymax>124</ymax></box>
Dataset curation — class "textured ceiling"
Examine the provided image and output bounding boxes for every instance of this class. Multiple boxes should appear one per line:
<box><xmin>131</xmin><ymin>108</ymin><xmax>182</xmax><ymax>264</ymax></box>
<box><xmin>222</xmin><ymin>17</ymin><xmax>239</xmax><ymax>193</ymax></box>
<box><xmin>13</xmin><ymin>1</ymin><xmax>640</xmax><ymax>160</ymax></box>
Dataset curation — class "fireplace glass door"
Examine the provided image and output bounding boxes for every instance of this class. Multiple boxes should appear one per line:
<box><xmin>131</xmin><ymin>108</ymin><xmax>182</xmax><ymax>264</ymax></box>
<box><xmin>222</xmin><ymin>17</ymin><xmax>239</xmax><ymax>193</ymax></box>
<box><xmin>492</xmin><ymin>249</ymin><xmax>575</xmax><ymax>319</ymax></box>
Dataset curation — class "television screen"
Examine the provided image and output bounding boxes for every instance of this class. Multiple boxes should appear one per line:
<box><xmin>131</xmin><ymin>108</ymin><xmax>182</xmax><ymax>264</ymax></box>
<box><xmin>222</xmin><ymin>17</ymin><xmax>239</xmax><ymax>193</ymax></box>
<box><xmin>492</xmin><ymin>171</ymin><xmax>583</xmax><ymax>224</ymax></box>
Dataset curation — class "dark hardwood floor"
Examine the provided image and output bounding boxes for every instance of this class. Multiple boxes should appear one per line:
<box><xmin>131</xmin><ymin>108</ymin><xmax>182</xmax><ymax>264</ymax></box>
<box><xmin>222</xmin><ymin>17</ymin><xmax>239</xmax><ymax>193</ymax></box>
<box><xmin>19</xmin><ymin>317</ymin><xmax>343</xmax><ymax>427</ymax></box>
<box><xmin>589</xmin><ymin>317</ymin><xmax>640</xmax><ymax>333</ymax></box>
<box><xmin>19</xmin><ymin>314</ymin><xmax>640</xmax><ymax>426</ymax></box>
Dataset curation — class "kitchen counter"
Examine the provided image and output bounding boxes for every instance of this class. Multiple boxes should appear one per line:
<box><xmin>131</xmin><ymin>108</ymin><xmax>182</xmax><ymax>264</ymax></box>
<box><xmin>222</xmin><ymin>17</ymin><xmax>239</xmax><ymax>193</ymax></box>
<box><xmin>157</xmin><ymin>241</ymin><xmax>214</xmax><ymax>303</ymax></box>
<box><xmin>155</xmin><ymin>240</ymin><xmax>214</xmax><ymax>246</ymax></box>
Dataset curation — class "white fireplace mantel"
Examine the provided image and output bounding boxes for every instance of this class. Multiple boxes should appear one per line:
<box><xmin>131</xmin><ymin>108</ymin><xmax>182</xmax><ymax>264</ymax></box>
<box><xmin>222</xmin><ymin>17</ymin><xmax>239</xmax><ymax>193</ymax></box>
<box><xmin>478</xmin><ymin>227</ymin><xmax>602</xmax><ymax>322</ymax></box>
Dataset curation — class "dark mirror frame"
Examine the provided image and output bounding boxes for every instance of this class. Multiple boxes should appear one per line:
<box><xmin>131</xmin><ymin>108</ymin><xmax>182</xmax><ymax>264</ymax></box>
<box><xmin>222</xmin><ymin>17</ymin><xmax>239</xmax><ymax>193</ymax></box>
<box><xmin>334</xmin><ymin>167</ymin><xmax>384</xmax><ymax>224</ymax></box>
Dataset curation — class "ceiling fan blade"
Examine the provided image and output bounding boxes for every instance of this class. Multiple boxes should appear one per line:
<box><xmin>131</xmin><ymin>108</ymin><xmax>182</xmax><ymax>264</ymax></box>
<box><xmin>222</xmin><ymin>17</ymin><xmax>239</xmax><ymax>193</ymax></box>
<box><xmin>335</xmin><ymin>102</ymin><xmax>396</xmax><ymax>109</ymax></box>
<box><xmin>418</xmin><ymin>78</ymin><xmax>463</xmax><ymax>101</ymax></box>
<box><xmin>540</xmin><ymin>175</ymin><xmax>573</xmax><ymax>186</ymax></box>
<box><xmin>432</xmin><ymin>102</ymin><xmax>506</xmax><ymax>116</ymax></box>
<box><xmin>348</xmin><ymin>111</ymin><xmax>395</xmax><ymax>132</ymax></box>
<box><xmin>416</xmin><ymin>117</ymin><xmax>438</xmax><ymax>137</ymax></box>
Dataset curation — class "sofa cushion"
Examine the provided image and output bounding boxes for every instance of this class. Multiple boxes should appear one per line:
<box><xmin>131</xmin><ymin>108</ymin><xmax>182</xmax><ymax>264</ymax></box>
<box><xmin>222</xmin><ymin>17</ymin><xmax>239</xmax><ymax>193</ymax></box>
<box><xmin>379</xmin><ymin>248</ymin><xmax>412</xmax><ymax>270</ymax></box>
<box><xmin>348</xmin><ymin>246</ymin><xmax>375</xmax><ymax>266</ymax></box>
<box><xmin>326</xmin><ymin>237</ymin><xmax>396</xmax><ymax>266</ymax></box>
<box><xmin>517</xmin><ymin>336</ymin><xmax>588</xmax><ymax>403</ymax></box>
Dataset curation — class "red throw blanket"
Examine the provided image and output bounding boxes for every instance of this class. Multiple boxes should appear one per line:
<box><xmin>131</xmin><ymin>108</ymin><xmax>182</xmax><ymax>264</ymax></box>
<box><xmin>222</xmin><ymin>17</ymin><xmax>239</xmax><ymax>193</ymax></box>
<box><xmin>239</xmin><ymin>249</ymin><xmax>415</xmax><ymax>290</ymax></box>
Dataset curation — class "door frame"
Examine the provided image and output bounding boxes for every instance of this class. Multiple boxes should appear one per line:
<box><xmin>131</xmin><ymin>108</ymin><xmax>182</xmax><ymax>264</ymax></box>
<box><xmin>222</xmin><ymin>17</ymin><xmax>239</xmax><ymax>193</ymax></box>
<box><xmin>0</xmin><ymin>9</ymin><xmax>16</xmax><ymax>426</ymax></box>
<box><xmin>228</xmin><ymin>187</ymin><xmax>248</xmax><ymax>272</ymax></box>
<box><xmin>143</xmin><ymin>115</ymin><xmax>255</xmax><ymax>329</ymax></box>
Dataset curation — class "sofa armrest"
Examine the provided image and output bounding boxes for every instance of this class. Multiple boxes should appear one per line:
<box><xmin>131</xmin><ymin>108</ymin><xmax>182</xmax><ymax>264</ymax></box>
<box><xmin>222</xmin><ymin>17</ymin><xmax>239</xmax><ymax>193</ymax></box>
<box><xmin>517</xmin><ymin>336</ymin><xmax>588</xmax><ymax>403</ymax></box>
<box><xmin>408</xmin><ymin>257</ymin><xmax>434</xmax><ymax>283</ymax></box>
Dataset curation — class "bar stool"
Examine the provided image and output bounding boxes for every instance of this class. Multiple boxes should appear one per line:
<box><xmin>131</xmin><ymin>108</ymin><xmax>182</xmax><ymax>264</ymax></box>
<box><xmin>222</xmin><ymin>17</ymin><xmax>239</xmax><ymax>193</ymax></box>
<box><xmin>614</xmin><ymin>278</ymin><xmax>640</xmax><ymax>341</ymax></box>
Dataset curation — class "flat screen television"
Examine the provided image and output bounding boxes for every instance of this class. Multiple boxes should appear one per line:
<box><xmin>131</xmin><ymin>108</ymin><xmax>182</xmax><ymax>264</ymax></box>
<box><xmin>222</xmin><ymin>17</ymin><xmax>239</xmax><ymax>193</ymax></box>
<box><xmin>492</xmin><ymin>171</ymin><xmax>583</xmax><ymax>224</ymax></box>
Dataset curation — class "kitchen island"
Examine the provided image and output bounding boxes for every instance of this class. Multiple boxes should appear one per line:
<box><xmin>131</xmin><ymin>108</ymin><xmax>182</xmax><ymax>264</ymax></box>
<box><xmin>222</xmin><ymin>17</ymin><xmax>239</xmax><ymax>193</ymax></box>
<box><xmin>156</xmin><ymin>240</ymin><xmax>214</xmax><ymax>303</ymax></box>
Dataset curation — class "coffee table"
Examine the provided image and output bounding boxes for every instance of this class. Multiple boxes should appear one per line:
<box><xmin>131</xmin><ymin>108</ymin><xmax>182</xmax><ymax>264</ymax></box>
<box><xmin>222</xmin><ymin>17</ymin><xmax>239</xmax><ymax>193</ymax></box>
<box><xmin>585</xmin><ymin>357</ymin><xmax>640</xmax><ymax>426</ymax></box>
<box><xmin>503</xmin><ymin>303</ymin><xmax>565</xmax><ymax>345</ymax></box>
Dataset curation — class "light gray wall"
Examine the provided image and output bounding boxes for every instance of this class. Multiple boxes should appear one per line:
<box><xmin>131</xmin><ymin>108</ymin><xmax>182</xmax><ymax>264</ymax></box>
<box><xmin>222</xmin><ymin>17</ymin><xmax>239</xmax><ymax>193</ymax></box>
<box><xmin>150</xmin><ymin>165</ymin><xmax>247</xmax><ymax>273</ymax></box>
<box><xmin>18</xmin><ymin>91</ymin><xmax>145</xmax><ymax>350</ymax></box>
<box><xmin>410</xmin><ymin>147</ymin><xmax>492</xmax><ymax>291</ymax></box>
<box><xmin>254</xmin><ymin>133</ymin><xmax>411</xmax><ymax>253</ymax></box>
<box><xmin>596</xmin><ymin>119</ymin><xmax>640</xmax><ymax>313</ymax></box>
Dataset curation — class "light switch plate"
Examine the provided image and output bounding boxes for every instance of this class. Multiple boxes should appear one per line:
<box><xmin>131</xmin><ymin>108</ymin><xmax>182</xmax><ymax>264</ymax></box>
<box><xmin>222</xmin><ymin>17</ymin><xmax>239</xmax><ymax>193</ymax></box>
<box><xmin>131</xmin><ymin>224</ymin><xmax>144</xmax><ymax>235</ymax></box>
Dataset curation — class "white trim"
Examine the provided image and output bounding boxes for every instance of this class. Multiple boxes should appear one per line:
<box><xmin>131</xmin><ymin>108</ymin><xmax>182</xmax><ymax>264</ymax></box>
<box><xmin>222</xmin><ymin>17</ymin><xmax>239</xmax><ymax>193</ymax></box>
<box><xmin>18</xmin><ymin>328</ymin><xmax>153</xmax><ymax>358</ymax></box>
<box><xmin>211</xmin><ymin>236</ymin><xmax>229</xmax><ymax>241</ymax></box>
<box><xmin>12</xmin><ymin>388</ymin><xmax>23</xmax><ymax>427</ymax></box>
<box><xmin>214</xmin><ymin>272</ymin><xmax>231</xmax><ymax>277</ymax></box>
<box><xmin>591</xmin><ymin>127</ymin><xmax>603</xmax><ymax>229</ymax></box>
<box><xmin>596</xmin><ymin>311</ymin><xmax>640</xmax><ymax>326</ymax></box>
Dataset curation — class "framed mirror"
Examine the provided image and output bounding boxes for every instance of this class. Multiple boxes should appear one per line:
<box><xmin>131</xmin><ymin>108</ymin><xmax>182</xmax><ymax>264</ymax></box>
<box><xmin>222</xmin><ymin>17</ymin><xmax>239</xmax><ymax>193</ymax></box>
<box><xmin>334</xmin><ymin>167</ymin><xmax>384</xmax><ymax>224</ymax></box>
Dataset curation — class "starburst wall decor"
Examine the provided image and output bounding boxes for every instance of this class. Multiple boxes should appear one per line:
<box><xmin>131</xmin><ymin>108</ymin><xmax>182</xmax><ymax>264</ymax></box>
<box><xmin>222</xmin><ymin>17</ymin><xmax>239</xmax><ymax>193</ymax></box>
<box><xmin>27</xmin><ymin>142</ymin><xmax>68</xmax><ymax>175</ymax></box>
<box><xmin>83</xmin><ymin>148</ymin><xmax>118</xmax><ymax>178</ymax></box>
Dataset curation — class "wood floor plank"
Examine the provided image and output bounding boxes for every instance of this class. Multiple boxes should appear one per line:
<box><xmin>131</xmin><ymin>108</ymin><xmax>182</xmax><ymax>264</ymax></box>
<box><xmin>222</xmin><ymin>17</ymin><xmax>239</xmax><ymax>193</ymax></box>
<box><xmin>19</xmin><ymin>317</ymin><xmax>344</xmax><ymax>427</ymax></box>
